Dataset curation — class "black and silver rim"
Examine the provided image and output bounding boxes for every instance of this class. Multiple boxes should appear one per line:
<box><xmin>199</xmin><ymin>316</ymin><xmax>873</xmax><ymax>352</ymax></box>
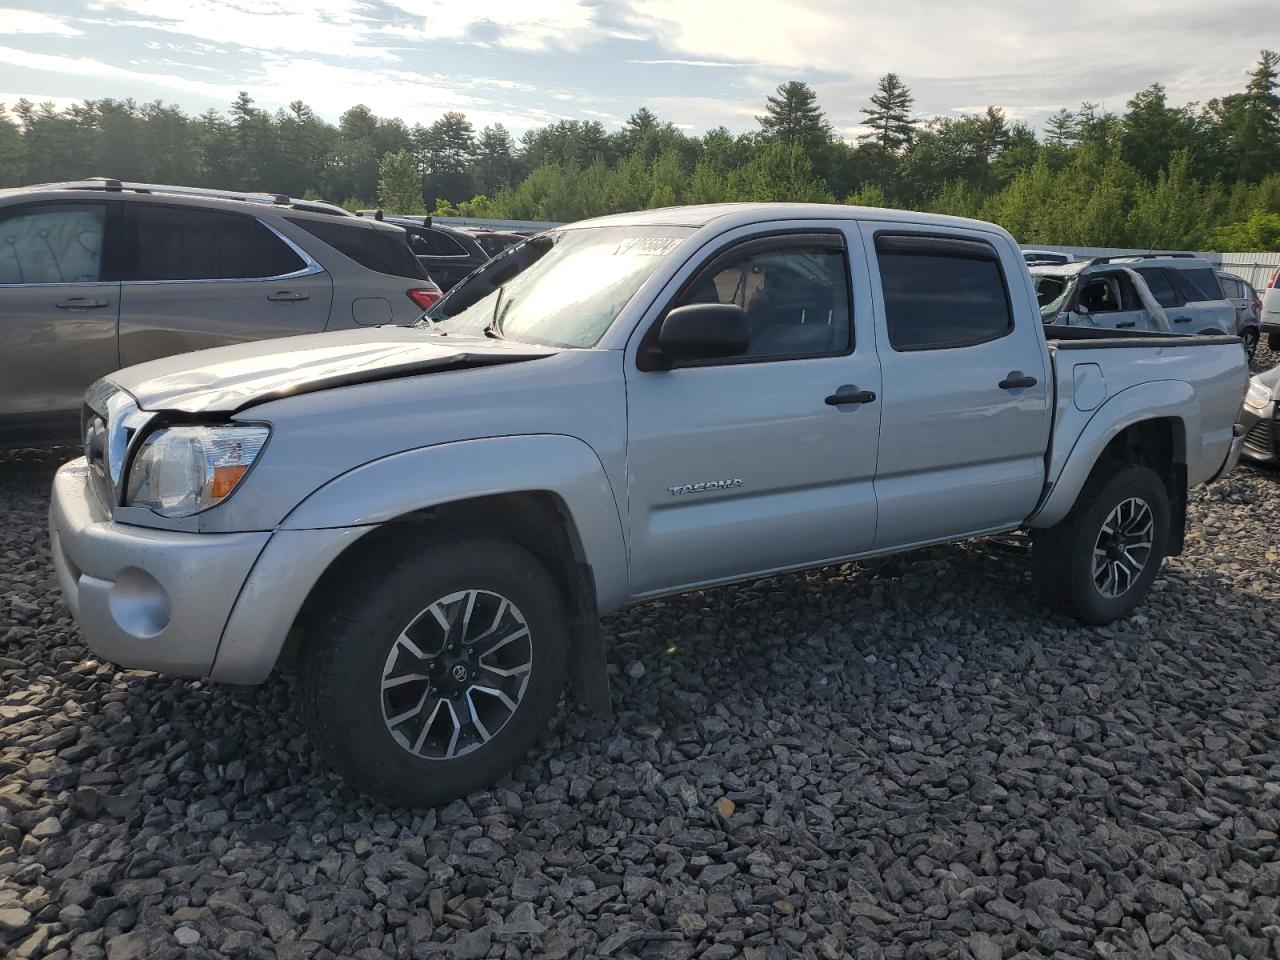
<box><xmin>380</xmin><ymin>589</ymin><xmax>532</xmax><ymax>760</ymax></box>
<box><xmin>1092</xmin><ymin>497</ymin><xmax>1154</xmax><ymax>599</ymax></box>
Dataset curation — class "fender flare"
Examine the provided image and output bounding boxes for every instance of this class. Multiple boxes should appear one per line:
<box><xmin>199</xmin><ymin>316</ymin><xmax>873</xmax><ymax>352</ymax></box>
<box><xmin>280</xmin><ymin>434</ymin><xmax>629</xmax><ymax>609</ymax></box>
<box><xmin>211</xmin><ymin>435</ymin><xmax>628</xmax><ymax>688</ymax></box>
<box><xmin>1028</xmin><ymin>381</ymin><xmax>1195</xmax><ymax>529</ymax></box>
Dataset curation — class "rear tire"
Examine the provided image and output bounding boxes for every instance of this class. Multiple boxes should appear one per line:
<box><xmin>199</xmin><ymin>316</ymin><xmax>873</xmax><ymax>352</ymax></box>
<box><xmin>1032</xmin><ymin>463</ymin><xmax>1170</xmax><ymax>625</ymax></box>
<box><xmin>1269</xmin><ymin>331</ymin><xmax>1280</xmax><ymax>353</ymax></box>
<box><xmin>299</xmin><ymin>532</ymin><xmax>569</xmax><ymax>806</ymax></box>
<box><xmin>1241</xmin><ymin>327</ymin><xmax>1258</xmax><ymax>360</ymax></box>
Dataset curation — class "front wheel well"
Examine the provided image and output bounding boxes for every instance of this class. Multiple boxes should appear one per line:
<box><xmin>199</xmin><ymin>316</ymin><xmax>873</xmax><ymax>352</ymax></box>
<box><xmin>281</xmin><ymin>492</ymin><xmax>612</xmax><ymax>715</ymax></box>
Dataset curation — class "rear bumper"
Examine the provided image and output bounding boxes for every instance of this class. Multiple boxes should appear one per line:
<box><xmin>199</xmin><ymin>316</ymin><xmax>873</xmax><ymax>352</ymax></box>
<box><xmin>50</xmin><ymin>459</ymin><xmax>270</xmax><ymax>677</ymax></box>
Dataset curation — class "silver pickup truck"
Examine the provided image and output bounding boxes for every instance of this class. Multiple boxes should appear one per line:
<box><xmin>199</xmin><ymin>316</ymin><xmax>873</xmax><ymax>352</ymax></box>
<box><xmin>49</xmin><ymin>204</ymin><xmax>1249</xmax><ymax>805</ymax></box>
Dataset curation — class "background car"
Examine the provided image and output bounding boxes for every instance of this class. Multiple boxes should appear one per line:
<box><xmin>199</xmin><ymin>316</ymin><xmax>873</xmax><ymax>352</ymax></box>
<box><xmin>1022</xmin><ymin>249</ymin><xmax>1077</xmax><ymax>266</ymax></box>
<box><xmin>359</xmin><ymin>214</ymin><xmax>491</xmax><ymax>291</ymax></box>
<box><xmin>1217</xmin><ymin>271</ymin><xmax>1261</xmax><ymax>358</ymax></box>
<box><xmin>1262</xmin><ymin>267</ymin><xmax>1280</xmax><ymax>352</ymax></box>
<box><xmin>1240</xmin><ymin>365</ymin><xmax>1279</xmax><ymax>464</ymax></box>
<box><xmin>0</xmin><ymin>179</ymin><xmax>439</xmax><ymax>447</ymax></box>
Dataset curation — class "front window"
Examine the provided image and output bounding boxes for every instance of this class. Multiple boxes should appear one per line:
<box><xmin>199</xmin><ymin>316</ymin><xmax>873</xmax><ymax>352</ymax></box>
<box><xmin>1034</xmin><ymin>274</ymin><xmax>1073</xmax><ymax>320</ymax></box>
<box><xmin>420</xmin><ymin>226</ymin><xmax>694</xmax><ymax>348</ymax></box>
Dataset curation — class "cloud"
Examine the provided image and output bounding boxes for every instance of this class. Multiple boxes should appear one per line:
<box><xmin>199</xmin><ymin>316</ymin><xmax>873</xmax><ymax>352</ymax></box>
<box><xmin>0</xmin><ymin>8</ymin><xmax>82</xmax><ymax>36</ymax></box>
<box><xmin>627</xmin><ymin>59</ymin><xmax>746</xmax><ymax>68</ymax></box>
<box><xmin>380</xmin><ymin>0</ymin><xmax>598</xmax><ymax>52</ymax></box>
<box><xmin>87</xmin><ymin>0</ymin><xmax>384</xmax><ymax>57</ymax></box>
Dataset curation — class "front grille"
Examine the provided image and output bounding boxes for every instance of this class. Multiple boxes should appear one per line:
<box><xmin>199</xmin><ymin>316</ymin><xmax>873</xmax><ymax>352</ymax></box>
<box><xmin>1244</xmin><ymin>419</ymin><xmax>1277</xmax><ymax>459</ymax></box>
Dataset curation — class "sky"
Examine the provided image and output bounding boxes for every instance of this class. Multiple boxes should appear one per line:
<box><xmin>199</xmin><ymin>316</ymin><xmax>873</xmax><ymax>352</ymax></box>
<box><xmin>0</xmin><ymin>1</ymin><xmax>1274</xmax><ymax>139</ymax></box>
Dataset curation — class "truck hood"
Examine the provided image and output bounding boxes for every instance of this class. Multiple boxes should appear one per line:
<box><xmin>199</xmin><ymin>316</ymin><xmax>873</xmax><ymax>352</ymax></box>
<box><xmin>105</xmin><ymin>327</ymin><xmax>557</xmax><ymax>415</ymax></box>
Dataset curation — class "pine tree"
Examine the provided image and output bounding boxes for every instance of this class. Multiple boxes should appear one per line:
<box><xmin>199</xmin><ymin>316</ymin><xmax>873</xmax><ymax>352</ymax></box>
<box><xmin>1212</xmin><ymin>50</ymin><xmax>1280</xmax><ymax>182</ymax></box>
<box><xmin>377</xmin><ymin>149</ymin><xmax>424</xmax><ymax>214</ymax></box>
<box><xmin>474</xmin><ymin>124</ymin><xmax>515</xmax><ymax>195</ymax></box>
<box><xmin>421</xmin><ymin>111</ymin><xmax>476</xmax><ymax>203</ymax></box>
<box><xmin>1044</xmin><ymin>109</ymin><xmax>1078</xmax><ymax>146</ymax></box>
<box><xmin>859</xmin><ymin>73</ymin><xmax>917</xmax><ymax>152</ymax></box>
<box><xmin>758</xmin><ymin>81</ymin><xmax>831</xmax><ymax>152</ymax></box>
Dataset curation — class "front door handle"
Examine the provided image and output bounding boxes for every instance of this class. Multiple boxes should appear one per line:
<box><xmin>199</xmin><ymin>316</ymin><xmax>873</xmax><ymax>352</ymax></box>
<box><xmin>55</xmin><ymin>297</ymin><xmax>108</xmax><ymax>310</ymax></box>
<box><xmin>267</xmin><ymin>290</ymin><xmax>309</xmax><ymax>302</ymax></box>
<box><xmin>999</xmin><ymin>371</ymin><xmax>1038</xmax><ymax>390</ymax></box>
<box><xmin>825</xmin><ymin>385</ymin><xmax>877</xmax><ymax>406</ymax></box>
<box><xmin>1172</xmin><ymin>316</ymin><xmax>1191</xmax><ymax>324</ymax></box>
<box><xmin>1116</xmin><ymin>320</ymin><xmax>1136</xmax><ymax>329</ymax></box>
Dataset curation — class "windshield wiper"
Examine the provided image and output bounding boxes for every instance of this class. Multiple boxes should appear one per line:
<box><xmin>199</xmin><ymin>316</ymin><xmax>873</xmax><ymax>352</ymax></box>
<box><xmin>483</xmin><ymin>287</ymin><xmax>507</xmax><ymax>339</ymax></box>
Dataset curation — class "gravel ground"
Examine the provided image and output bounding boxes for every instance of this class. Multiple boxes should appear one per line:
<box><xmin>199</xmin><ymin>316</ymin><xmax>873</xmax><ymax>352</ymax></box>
<box><xmin>2</xmin><ymin>358</ymin><xmax>1279</xmax><ymax>960</ymax></box>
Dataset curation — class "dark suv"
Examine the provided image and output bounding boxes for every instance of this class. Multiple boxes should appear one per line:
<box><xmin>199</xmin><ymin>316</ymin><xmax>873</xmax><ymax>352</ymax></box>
<box><xmin>362</xmin><ymin>215</ymin><xmax>491</xmax><ymax>291</ymax></box>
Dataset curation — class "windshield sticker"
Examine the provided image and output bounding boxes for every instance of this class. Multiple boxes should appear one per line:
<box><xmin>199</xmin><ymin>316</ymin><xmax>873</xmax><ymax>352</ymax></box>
<box><xmin>614</xmin><ymin>237</ymin><xmax>682</xmax><ymax>256</ymax></box>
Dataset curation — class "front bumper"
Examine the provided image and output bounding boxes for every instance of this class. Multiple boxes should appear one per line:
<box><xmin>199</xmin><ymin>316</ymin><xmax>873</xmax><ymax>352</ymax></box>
<box><xmin>49</xmin><ymin>459</ymin><xmax>270</xmax><ymax>677</ymax></box>
<box><xmin>1241</xmin><ymin>403</ymin><xmax>1278</xmax><ymax>464</ymax></box>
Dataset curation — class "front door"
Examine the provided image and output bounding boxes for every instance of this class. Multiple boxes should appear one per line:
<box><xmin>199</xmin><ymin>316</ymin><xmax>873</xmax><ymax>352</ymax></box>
<box><xmin>0</xmin><ymin>199</ymin><xmax>120</xmax><ymax>444</ymax></box>
<box><xmin>625</xmin><ymin>229</ymin><xmax>882</xmax><ymax>595</ymax></box>
<box><xmin>118</xmin><ymin>202</ymin><xmax>333</xmax><ymax>367</ymax></box>
<box><xmin>862</xmin><ymin>226</ymin><xmax>1052</xmax><ymax>548</ymax></box>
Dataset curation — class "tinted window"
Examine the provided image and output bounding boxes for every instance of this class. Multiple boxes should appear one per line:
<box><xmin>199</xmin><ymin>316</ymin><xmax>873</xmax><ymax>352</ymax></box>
<box><xmin>676</xmin><ymin>242</ymin><xmax>851</xmax><ymax>360</ymax></box>
<box><xmin>876</xmin><ymin>235</ymin><xmax>1012</xmax><ymax>351</ymax></box>
<box><xmin>1134</xmin><ymin>268</ymin><xmax>1183</xmax><ymax>308</ymax></box>
<box><xmin>131</xmin><ymin>206</ymin><xmax>303</xmax><ymax>281</ymax></box>
<box><xmin>1218</xmin><ymin>276</ymin><xmax>1241</xmax><ymax>299</ymax></box>
<box><xmin>475</xmin><ymin>234</ymin><xmax>520</xmax><ymax>257</ymax></box>
<box><xmin>0</xmin><ymin>203</ymin><xmax>105</xmax><ymax>284</ymax></box>
<box><xmin>409</xmin><ymin>228</ymin><xmax>469</xmax><ymax>257</ymax></box>
<box><xmin>1173</xmin><ymin>267</ymin><xmax>1223</xmax><ymax>302</ymax></box>
<box><xmin>288</xmin><ymin>218</ymin><xmax>426</xmax><ymax>280</ymax></box>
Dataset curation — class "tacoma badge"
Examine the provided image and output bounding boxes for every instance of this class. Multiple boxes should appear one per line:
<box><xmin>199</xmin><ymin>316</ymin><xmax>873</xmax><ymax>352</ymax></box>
<box><xmin>668</xmin><ymin>478</ymin><xmax>743</xmax><ymax>496</ymax></box>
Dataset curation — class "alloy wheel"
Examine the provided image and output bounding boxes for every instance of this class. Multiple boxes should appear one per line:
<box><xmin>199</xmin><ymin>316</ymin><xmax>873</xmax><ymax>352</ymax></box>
<box><xmin>380</xmin><ymin>589</ymin><xmax>532</xmax><ymax>760</ymax></box>
<box><xmin>1092</xmin><ymin>497</ymin><xmax>1154</xmax><ymax>599</ymax></box>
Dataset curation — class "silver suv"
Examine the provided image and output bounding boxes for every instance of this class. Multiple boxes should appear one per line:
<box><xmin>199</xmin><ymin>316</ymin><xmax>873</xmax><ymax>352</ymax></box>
<box><xmin>0</xmin><ymin>179</ymin><xmax>440</xmax><ymax>446</ymax></box>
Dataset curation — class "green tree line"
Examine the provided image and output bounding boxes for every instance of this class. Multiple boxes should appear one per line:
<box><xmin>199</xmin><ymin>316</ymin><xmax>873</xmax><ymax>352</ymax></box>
<box><xmin>2</xmin><ymin>51</ymin><xmax>1278</xmax><ymax>250</ymax></box>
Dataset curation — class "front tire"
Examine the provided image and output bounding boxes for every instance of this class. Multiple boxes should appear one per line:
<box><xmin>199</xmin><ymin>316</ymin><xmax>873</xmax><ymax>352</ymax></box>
<box><xmin>299</xmin><ymin>533</ymin><xmax>569</xmax><ymax>806</ymax></box>
<box><xmin>1032</xmin><ymin>463</ymin><xmax>1170</xmax><ymax>625</ymax></box>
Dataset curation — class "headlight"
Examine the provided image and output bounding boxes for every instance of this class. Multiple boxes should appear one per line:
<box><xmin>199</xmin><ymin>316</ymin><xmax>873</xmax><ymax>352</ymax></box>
<box><xmin>1244</xmin><ymin>381</ymin><xmax>1273</xmax><ymax>411</ymax></box>
<box><xmin>125</xmin><ymin>424</ymin><xmax>269</xmax><ymax>518</ymax></box>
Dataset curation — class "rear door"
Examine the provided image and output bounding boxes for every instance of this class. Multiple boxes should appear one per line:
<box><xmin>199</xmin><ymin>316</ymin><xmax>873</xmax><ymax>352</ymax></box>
<box><xmin>1133</xmin><ymin>267</ymin><xmax>1196</xmax><ymax>333</ymax></box>
<box><xmin>118</xmin><ymin>203</ymin><xmax>333</xmax><ymax>367</ymax></box>
<box><xmin>0</xmin><ymin>198</ymin><xmax>121</xmax><ymax>443</ymax></box>
<box><xmin>861</xmin><ymin>225</ymin><xmax>1052</xmax><ymax>548</ymax></box>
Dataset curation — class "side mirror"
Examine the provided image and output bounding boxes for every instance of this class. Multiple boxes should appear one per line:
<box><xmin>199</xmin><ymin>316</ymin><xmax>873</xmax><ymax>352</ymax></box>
<box><xmin>657</xmin><ymin>303</ymin><xmax>749</xmax><ymax>365</ymax></box>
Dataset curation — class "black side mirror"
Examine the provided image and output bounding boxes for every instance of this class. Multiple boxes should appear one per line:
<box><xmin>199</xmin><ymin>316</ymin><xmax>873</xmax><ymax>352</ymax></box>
<box><xmin>657</xmin><ymin>303</ymin><xmax>749</xmax><ymax>365</ymax></box>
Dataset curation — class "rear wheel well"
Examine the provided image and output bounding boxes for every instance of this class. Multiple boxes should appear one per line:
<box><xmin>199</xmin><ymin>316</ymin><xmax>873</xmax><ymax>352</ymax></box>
<box><xmin>1098</xmin><ymin>418</ymin><xmax>1187</xmax><ymax>554</ymax></box>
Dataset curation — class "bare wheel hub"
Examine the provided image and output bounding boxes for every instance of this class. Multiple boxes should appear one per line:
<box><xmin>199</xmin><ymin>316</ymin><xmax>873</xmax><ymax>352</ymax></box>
<box><xmin>380</xmin><ymin>588</ymin><xmax>533</xmax><ymax>760</ymax></box>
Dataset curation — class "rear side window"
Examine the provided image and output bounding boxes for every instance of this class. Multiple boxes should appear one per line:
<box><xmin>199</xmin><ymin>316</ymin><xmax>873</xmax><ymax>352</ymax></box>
<box><xmin>409</xmin><ymin>228</ymin><xmax>469</xmax><ymax>258</ymax></box>
<box><xmin>287</xmin><ymin>218</ymin><xmax>427</xmax><ymax>280</ymax></box>
<box><xmin>1172</xmin><ymin>267</ymin><xmax>1223</xmax><ymax>302</ymax></box>
<box><xmin>1218</xmin><ymin>276</ymin><xmax>1240</xmax><ymax>298</ymax></box>
<box><xmin>1134</xmin><ymin>268</ymin><xmax>1184</xmax><ymax>308</ymax></box>
<box><xmin>875</xmin><ymin>234</ymin><xmax>1012</xmax><ymax>351</ymax></box>
<box><xmin>132</xmin><ymin>206</ymin><xmax>304</xmax><ymax>281</ymax></box>
<box><xmin>0</xmin><ymin>203</ymin><xmax>106</xmax><ymax>284</ymax></box>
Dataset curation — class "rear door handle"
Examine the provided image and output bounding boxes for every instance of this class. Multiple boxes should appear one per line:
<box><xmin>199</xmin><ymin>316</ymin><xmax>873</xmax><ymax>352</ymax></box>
<box><xmin>999</xmin><ymin>372</ymin><xmax>1038</xmax><ymax>390</ymax></box>
<box><xmin>825</xmin><ymin>385</ymin><xmax>877</xmax><ymax>406</ymax></box>
<box><xmin>55</xmin><ymin>297</ymin><xmax>108</xmax><ymax>310</ymax></box>
<box><xmin>1172</xmin><ymin>316</ymin><xmax>1191</xmax><ymax>324</ymax></box>
<box><xmin>1116</xmin><ymin>321</ymin><xmax>1136</xmax><ymax>328</ymax></box>
<box><xmin>267</xmin><ymin>290</ymin><xmax>309</xmax><ymax>302</ymax></box>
